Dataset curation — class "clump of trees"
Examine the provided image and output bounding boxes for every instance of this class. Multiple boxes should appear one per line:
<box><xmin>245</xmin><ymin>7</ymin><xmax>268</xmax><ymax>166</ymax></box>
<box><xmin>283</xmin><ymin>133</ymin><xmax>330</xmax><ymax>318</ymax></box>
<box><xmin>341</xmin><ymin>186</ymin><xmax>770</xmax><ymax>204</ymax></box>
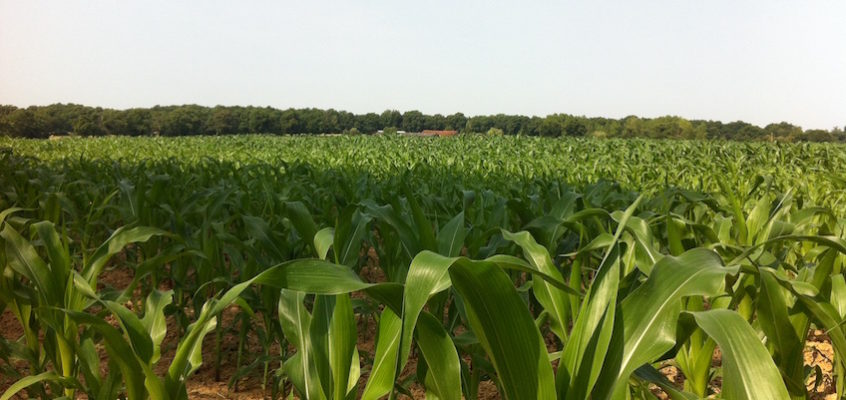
<box><xmin>0</xmin><ymin>103</ymin><xmax>843</xmax><ymax>142</ymax></box>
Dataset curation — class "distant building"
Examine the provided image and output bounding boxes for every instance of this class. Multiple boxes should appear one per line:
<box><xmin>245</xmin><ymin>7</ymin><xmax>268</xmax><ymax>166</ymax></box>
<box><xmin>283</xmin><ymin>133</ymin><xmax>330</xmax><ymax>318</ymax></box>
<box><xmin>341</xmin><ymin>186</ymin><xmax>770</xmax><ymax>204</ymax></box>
<box><xmin>420</xmin><ymin>130</ymin><xmax>458</xmax><ymax>137</ymax></box>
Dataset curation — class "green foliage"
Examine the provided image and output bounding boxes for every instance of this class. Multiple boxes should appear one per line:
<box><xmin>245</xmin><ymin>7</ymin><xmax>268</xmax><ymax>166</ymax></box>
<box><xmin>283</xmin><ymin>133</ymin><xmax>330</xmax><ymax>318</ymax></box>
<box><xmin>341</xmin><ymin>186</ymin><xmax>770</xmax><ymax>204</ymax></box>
<box><xmin>381</xmin><ymin>126</ymin><xmax>398</xmax><ymax>135</ymax></box>
<box><xmin>486</xmin><ymin>127</ymin><xmax>504</xmax><ymax>136</ymax></box>
<box><xmin>1</xmin><ymin>103</ymin><xmax>843</xmax><ymax>141</ymax></box>
<box><xmin>1</xmin><ymin>134</ymin><xmax>846</xmax><ymax>399</ymax></box>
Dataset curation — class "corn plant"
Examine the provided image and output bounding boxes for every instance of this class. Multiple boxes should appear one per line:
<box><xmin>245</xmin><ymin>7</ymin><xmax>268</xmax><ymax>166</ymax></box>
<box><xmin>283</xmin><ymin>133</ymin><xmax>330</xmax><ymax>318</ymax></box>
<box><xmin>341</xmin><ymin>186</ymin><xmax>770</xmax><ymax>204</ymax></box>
<box><xmin>2</xmin><ymin>135</ymin><xmax>846</xmax><ymax>399</ymax></box>
<box><xmin>0</xmin><ymin>211</ymin><xmax>166</xmax><ymax>398</ymax></box>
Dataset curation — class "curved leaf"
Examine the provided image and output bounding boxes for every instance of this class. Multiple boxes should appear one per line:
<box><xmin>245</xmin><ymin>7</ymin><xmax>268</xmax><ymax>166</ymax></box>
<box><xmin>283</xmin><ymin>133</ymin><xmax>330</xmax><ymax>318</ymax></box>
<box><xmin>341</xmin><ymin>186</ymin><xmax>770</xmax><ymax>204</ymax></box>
<box><xmin>594</xmin><ymin>249</ymin><xmax>734</xmax><ymax>399</ymax></box>
<box><xmin>450</xmin><ymin>256</ymin><xmax>556</xmax><ymax>399</ymax></box>
<box><xmin>692</xmin><ymin>309</ymin><xmax>790</xmax><ymax>400</ymax></box>
<box><xmin>415</xmin><ymin>311</ymin><xmax>461</xmax><ymax>400</ymax></box>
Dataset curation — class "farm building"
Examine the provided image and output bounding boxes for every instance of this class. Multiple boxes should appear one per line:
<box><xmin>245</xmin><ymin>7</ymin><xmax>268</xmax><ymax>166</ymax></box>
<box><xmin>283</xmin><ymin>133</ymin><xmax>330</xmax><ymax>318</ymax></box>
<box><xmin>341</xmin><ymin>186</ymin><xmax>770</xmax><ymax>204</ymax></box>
<box><xmin>420</xmin><ymin>130</ymin><xmax>458</xmax><ymax>137</ymax></box>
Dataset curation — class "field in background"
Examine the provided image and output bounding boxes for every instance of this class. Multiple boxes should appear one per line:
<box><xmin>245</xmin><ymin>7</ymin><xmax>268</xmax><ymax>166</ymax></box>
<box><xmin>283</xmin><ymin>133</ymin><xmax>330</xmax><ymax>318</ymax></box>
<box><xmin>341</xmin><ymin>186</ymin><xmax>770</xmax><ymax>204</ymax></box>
<box><xmin>1</xmin><ymin>135</ymin><xmax>846</xmax><ymax>399</ymax></box>
<box><xmin>4</xmin><ymin>134</ymin><xmax>846</xmax><ymax>207</ymax></box>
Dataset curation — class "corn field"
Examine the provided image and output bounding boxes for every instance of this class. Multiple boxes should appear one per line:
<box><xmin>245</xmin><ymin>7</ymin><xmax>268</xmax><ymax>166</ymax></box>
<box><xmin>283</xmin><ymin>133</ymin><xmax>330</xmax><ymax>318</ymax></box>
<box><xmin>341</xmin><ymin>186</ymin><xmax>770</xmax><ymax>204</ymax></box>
<box><xmin>1</xmin><ymin>134</ymin><xmax>846</xmax><ymax>399</ymax></box>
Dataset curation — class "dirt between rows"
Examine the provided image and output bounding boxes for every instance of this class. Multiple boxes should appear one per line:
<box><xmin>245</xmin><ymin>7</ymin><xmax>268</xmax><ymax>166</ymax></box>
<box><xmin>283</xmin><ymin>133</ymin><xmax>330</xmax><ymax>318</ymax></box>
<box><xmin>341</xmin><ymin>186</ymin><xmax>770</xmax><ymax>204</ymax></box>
<box><xmin>0</xmin><ymin>264</ymin><xmax>838</xmax><ymax>399</ymax></box>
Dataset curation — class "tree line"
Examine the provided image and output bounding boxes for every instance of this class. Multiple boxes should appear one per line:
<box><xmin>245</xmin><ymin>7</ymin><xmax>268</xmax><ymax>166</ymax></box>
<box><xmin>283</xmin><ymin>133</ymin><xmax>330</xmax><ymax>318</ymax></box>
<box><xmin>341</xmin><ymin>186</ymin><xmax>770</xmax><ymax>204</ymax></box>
<box><xmin>1</xmin><ymin>103</ymin><xmax>843</xmax><ymax>142</ymax></box>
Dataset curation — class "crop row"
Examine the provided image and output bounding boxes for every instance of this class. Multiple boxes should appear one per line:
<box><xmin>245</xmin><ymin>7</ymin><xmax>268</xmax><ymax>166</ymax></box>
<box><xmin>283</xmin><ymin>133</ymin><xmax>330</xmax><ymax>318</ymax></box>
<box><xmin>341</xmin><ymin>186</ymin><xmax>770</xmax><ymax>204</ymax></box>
<box><xmin>1</xmin><ymin>135</ymin><xmax>845</xmax><ymax>399</ymax></box>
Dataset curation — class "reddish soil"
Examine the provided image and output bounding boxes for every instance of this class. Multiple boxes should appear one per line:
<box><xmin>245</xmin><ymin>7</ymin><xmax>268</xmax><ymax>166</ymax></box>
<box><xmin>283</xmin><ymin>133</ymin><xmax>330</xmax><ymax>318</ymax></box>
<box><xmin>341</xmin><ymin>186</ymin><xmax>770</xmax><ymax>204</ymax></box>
<box><xmin>806</xmin><ymin>330</ymin><xmax>837</xmax><ymax>400</ymax></box>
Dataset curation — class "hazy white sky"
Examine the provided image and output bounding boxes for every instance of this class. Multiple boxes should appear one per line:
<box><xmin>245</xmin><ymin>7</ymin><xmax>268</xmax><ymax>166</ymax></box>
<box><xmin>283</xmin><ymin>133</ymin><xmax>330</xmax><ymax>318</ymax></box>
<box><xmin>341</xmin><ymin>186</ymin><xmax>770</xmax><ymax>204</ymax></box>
<box><xmin>1</xmin><ymin>1</ymin><xmax>844</xmax><ymax>129</ymax></box>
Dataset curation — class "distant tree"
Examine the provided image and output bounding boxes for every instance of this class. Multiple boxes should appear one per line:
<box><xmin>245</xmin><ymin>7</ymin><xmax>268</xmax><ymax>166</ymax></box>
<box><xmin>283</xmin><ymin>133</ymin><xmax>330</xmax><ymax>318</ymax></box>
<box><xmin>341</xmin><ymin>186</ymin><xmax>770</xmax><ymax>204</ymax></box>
<box><xmin>382</xmin><ymin>126</ymin><xmax>398</xmax><ymax>135</ymax></box>
<box><xmin>7</xmin><ymin>108</ymin><xmax>44</xmax><ymax>138</ymax></box>
<box><xmin>124</xmin><ymin>109</ymin><xmax>153</xmax><ymax>136</ymax></box>
<box><xmin>338</xmin><ymin>110</ymin><xmax>356</xmax><ymax>132</ymax></box>
<box><xmin>764</xmin><ymin>122</ymin><xmax>802</xmax><ymax>141</ymax></box>
<box><xmin>72</xmin><ymin>108</ymin><xmax>105</xmax><ymax>136</ymax></box>
<box><xmin>489</xmin><ymin>114</ymin><xmax>528</xmax><ymax>135</ymax></box>
<box><xmin>561</xmin><ymin>116</ymin><xmax>588</xmax><ymax>137</ymax></box>
<box><xmin>401</xmin><ymin>110</ymin><xmax>425</xmax><ymax>132</ymax></box>
<box><xmin>487</xmin><ymin>127</ymin><xmax>504</xmax><ymax>136</ymax></box>
<box><xmin>0</xmin><ymin>103</ymin><xmax>839</xmax><ymax>143</ymax></box>
<box><xmin>466</xmin><ymin>116</ymin><xmax>493</xmax><ymax>133</ymax></box>
<box><xmin>356</xmin><ymin>113</ymin><xmax>381</xmax><ymax>134</ymax></box>
<box><xmin>645</xmin><ymin>116</ymin><xmax>693</xmax><ymax>139</ymax></box>
<box><xmin>796</xmin><ymin>129</ymin><xmax>833</xmax><ymax>142</ymax></box>
<box><xmin>0</xmin><ymin>105</ymin><xmax>16</xmax><ymax>136</ymax></box>
<box><xmin>690</xmin><ymin>124</ymin><xmax>707</xmax><ymax>139</ymax></box>
<box><xmin>620</xmin><ymin>116</ymin><xmax>643</xmax><ymax>138</ymax></box>
<box><xmin>538</xmin><ymin>118</ymin><xmax>562</xmax><ymax>137</ymax></box>
<box><xmin>248</xmin><ymin>107</ymin><xmax>282</xmax><ymax>133</ymax></box>
<box><xmin>159</xmin><ymin>105</ymin><xmax>208</xmax><ymax>136</ymax></box>
<box><xmin>36</xmin><ymin>104</ymin><xmax>75</xmax><ymax>135</ymax></box>
<box><xmin>445</xmin><ymin>112</ymin><xmax>467</xmax><ymax>132</ymax></box>
<box><xmin>424</xmin><ymin>113</ymin><xmax>447</xmax><ymax>130</ymax></box>
<box><xmin>0</xmin><ymin>105</ymin><xmax>17</xmax><ymax>118</ymax></box>
<box><xmin>720</xmin><ymin>121</ymin><xmax>764</xmax><ymax>140</ymax></box>
<box><xmin>380</xmin><ymin>110</ymin><xmax>402</xmax><ymax>129</ymax></box>
<box><xmin>297</xmin><ymin>109</ymin><xmax>323</xmax><ymax>133</ymax></box>
<box><xmin>586</xmin><ymin>117</ymin><xmax>621</xmax><ymax>137</ymax></box>
<box><xmin>279</xmin><ymin>109</ymin><xmax>300</xmax><ymax>133</ymax></box>
<box><xmin>522</xmin><ymin>117</ymin><xmax>544</xmax><ymax>136</ymax></box>
<box><xmin>207</xmin><ymin>106</ymin><xmax>239</xmax><ymax>135</ymax></box>
<box><xmin>734</xmin><ymin>124</ymin><xmax>765</xmax><ymax>140</ymax></box>
<box><xmin>696</xmin><ymin>120</ymin><xmax>724</xmax><ymax>139</ymax></box>
<box><xmin>102</xmin><ymin>109</ymin><xmax>128</xmax><ymax>135</ymax></box>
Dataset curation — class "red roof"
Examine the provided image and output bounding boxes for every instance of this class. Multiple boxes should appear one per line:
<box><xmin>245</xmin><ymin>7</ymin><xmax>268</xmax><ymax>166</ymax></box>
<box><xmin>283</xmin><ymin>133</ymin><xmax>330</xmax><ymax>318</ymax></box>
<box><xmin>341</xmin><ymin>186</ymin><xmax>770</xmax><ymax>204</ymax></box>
<box><xmin>421</xmin><ymin>130</ymin><xmax>458</xmax><ymax>137</ymax></box>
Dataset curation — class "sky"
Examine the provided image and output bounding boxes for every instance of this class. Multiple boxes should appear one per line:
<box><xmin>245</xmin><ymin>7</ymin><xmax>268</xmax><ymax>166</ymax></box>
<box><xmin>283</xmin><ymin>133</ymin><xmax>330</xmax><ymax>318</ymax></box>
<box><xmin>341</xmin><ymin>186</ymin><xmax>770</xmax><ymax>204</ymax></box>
<box><xmin>1</xmin><ymin>1</ymin><xmax>844</xmax><ymax>130</ymax></box>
